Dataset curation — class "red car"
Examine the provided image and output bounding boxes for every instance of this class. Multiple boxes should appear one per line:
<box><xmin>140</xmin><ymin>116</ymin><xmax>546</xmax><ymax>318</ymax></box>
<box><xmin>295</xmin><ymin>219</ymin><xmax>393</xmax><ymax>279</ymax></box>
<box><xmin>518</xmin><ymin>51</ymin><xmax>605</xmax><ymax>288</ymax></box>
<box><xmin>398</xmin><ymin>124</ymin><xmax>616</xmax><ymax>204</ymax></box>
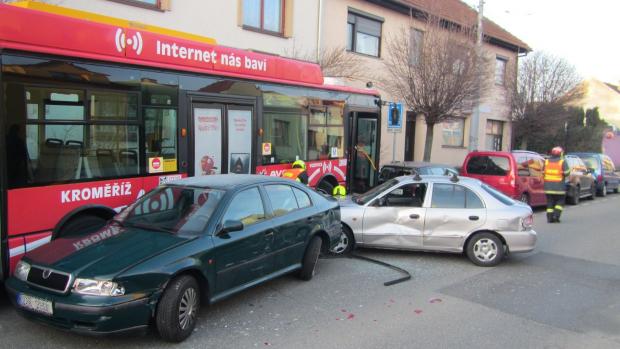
<box><xmin>461</xmin><ymin>151</ymin><xmax>546</xmax><ymax>207</ymax></box>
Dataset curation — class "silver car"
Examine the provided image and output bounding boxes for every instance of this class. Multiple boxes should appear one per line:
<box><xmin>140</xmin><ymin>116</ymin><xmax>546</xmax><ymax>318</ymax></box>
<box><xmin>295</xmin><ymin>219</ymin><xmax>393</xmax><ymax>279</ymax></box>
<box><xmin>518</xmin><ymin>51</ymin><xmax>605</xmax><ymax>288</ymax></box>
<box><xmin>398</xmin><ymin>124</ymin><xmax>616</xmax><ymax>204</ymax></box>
<box><xmin>331</xmin><ymin>175</ymin><xmax>537</xmax><ymax>266</ymax></box>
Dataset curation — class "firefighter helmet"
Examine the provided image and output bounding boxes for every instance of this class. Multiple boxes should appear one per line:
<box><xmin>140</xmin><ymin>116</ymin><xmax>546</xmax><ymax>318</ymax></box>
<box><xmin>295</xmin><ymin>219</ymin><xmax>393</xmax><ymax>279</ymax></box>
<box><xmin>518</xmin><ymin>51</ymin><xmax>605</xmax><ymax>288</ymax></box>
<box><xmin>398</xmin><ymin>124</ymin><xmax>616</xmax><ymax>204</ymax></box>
<box><xmin>551</xmin><ymin>146</ymin><xmax>564</xmax><ymax>156</ymax></box>
<box><xmin>292</xmin><ymin>159</ymin><xmax>306</xmax><ymax>170</ymax></box>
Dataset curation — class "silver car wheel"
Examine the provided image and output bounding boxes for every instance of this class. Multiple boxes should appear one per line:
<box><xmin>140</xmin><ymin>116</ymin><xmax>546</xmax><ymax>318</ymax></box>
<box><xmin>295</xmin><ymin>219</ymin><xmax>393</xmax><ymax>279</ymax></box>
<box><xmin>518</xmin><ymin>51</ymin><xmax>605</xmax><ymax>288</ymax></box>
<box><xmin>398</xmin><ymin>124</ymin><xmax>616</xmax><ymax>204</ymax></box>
<box><xmin>473</xmin><ymin>238</ymin><xmax>498</xmax><ymax>262</ymax></box>
<box><xmin>178</xmin><ymin>287</ymin><xmax>198</xmax><ymax>330</ymax></box>
<box><xmin>330</xmin><ymin>233</ymin><xmax>350</xmax><ymax>254</ymax></box>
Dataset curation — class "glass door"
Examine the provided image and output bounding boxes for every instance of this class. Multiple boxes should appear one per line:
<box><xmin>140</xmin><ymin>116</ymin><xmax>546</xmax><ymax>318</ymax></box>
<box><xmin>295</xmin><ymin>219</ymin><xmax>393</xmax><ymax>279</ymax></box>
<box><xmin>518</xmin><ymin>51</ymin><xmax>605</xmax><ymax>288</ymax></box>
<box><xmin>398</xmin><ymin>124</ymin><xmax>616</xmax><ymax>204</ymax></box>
<box><xmin>227</xmin><ymin>108</ymin><xmax>252</xmax><ymax>174</ymax></box>
<box><xmin>193</xmin><ymin>104</ymin><xmax>223</xmax><ymax>176</ymax></box>
<box><xmin>350</xmin><ymin>112</ymin><xmax>379</xmax><ymax>193</ymax></box>
<box><xmin>192</xmin><ymin>103</ymin><xmax>253</xmax><ymax>176</ymax></box>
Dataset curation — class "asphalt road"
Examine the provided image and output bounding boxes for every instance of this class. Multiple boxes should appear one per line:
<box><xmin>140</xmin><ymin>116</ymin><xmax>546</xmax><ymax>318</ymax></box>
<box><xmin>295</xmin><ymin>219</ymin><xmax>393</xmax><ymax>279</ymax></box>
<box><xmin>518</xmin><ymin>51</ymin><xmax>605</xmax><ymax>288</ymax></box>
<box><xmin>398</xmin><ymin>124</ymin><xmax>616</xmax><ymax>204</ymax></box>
<box><xmin>1</xmin><ymin>194</ymin><xmax>619</xmax><ymax>348</ymax></box>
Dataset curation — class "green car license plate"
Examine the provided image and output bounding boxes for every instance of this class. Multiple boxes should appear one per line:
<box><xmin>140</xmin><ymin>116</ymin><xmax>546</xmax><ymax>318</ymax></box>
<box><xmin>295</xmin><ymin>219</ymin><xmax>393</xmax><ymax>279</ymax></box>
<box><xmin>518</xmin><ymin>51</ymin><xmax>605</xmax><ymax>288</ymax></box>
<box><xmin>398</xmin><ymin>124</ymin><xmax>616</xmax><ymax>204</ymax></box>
<box><xmin>17</xmin><ymin>293</ymin><xmax>53</xmax><ymax>316</ymax></box>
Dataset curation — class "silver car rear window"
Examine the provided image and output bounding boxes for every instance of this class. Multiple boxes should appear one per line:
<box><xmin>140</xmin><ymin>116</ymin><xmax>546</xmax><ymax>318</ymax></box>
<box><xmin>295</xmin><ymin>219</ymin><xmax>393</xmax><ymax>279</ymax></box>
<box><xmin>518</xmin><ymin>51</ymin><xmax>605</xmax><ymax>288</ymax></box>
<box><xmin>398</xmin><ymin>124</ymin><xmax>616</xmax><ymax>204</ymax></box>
<box><xmin>481</xmin><ymin>184</ymin><xmax>515</xmax><ymax>206</ymax></box>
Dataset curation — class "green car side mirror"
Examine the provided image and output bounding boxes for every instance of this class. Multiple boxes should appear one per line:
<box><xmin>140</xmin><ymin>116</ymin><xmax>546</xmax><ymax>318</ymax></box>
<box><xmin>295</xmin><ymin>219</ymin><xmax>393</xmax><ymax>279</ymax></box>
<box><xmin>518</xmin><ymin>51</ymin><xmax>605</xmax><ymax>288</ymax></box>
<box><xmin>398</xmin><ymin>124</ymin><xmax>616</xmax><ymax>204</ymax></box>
<box><xmin>218</xmin><ymin>220</ymin><xmax>244</xmax><ymax>235</ymax></box>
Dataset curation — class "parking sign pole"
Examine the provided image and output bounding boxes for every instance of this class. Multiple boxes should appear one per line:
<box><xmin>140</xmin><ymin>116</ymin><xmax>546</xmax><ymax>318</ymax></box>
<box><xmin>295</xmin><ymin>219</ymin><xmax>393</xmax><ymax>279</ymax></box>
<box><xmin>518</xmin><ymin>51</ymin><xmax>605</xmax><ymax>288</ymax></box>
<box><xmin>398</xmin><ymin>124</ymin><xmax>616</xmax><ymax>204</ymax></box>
<box><xmin>392</xmin><ymin>131</ymin><xmax>396</xmax><ymax>162</ymax></box>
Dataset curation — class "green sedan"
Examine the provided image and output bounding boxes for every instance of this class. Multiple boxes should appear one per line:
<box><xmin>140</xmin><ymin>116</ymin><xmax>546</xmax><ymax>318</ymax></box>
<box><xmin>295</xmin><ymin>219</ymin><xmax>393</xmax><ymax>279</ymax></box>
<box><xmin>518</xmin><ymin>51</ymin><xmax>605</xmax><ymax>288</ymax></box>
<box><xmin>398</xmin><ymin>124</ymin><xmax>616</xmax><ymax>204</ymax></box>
<box><xmin>5</xmin><ymin>175</ymin><xmax>341</xmax><ymax>342</ymax></box>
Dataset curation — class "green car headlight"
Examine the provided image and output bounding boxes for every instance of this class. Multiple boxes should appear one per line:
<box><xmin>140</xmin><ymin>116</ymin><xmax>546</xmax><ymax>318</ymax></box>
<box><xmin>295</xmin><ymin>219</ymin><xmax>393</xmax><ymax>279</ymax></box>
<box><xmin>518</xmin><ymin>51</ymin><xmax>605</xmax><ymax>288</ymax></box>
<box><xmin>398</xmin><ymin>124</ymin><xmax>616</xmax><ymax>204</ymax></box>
<box><xmin>73</xmin><ymin>278</ymin><xmax>125</xmax><ymax>296</ymax></box>
<box><xmin>14</xmin><ymin>260</ymin><xmax>31</xmax><ymax>282</ymax></box>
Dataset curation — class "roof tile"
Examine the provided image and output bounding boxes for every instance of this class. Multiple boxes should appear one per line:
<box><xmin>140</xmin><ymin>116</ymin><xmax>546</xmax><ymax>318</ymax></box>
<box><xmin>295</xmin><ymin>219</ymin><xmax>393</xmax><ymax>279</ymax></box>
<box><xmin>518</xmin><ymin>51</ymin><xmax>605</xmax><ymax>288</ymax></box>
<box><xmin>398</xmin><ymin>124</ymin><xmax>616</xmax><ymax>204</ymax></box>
<box><xmin>400</xmin><ymin>0</ymin><xmax>531</xmax><ymax>51</ymax></box>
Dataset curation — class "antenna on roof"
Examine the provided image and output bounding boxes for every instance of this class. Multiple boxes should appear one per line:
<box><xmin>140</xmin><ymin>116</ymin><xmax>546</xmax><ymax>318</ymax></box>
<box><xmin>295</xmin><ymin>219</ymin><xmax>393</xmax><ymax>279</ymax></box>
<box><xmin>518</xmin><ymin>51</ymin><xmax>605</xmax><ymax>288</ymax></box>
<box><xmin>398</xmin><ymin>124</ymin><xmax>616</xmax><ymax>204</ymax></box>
<box><xmin>413</xmin><ymin>173</ymin><xmax>422</xmax><ymax>181</ymax></box>
<box><xmin>450</xmin><ymin>173</ymin><xmax>459</xmax><ymax>183</ymax></box>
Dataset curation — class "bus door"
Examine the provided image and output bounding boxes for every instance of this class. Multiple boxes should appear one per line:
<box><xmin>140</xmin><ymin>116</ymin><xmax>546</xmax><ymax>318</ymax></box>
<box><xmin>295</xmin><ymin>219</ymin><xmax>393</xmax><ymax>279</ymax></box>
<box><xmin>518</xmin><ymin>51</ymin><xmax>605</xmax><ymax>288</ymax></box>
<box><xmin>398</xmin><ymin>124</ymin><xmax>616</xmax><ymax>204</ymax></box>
<box><xmin>348</xmin><ymin>111</ymin><xmax>379</xmax><ymax>194</ymax></box>
<box><xmin>191</xmin><ymin>102</ymin><xmax>254</xmax><ymax>176</ymax></box>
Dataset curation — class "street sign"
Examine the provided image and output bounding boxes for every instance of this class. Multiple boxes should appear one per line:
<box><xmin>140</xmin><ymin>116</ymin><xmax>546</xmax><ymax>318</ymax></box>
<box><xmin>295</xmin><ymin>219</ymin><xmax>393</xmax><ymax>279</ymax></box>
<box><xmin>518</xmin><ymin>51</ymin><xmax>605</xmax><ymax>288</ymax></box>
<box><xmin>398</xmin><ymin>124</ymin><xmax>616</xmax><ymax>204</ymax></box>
<box><xmin>387</xmin><ymin>102</ymin><xmax>403</xmax><ymax>132</ymax></box>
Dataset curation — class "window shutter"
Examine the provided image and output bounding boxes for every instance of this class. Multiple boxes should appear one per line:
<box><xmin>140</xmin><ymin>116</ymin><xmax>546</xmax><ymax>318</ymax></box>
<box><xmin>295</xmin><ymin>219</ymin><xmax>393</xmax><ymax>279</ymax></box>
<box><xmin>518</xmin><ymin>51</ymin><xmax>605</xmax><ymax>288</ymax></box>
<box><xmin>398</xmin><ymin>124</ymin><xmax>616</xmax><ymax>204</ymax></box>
<box><xmin>237</xmin><ymin>0</ymin><xmax>243</xmax><ymax>27</ymax></box>
<box><xmin>159</xmin><ymin>0</ymin><xmax>171</xmax><ymax>11</ymax></box>
<box><xmin>356</xmin><ymin>16</ymin><xmax>381</xmax><ymax>36</ymax></box>
<box><xmin>283</xmin><ymin>0</ymin><xmax>294</xmax><ymax>37</ymax></box>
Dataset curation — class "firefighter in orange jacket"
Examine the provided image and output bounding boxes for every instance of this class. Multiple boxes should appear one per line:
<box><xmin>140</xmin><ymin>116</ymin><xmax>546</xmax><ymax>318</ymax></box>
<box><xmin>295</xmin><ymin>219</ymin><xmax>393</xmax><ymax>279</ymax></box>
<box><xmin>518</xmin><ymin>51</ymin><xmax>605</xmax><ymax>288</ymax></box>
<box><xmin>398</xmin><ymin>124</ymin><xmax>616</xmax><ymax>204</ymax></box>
<box><xmin>543</xmin><ymin>146</ymin><xmax>570</xmax><ymax>223</ymax></box>
<box><xmin>281</xmin><ymin>159</ymin><xmax>308</xmax><ymax>184</ymax></box>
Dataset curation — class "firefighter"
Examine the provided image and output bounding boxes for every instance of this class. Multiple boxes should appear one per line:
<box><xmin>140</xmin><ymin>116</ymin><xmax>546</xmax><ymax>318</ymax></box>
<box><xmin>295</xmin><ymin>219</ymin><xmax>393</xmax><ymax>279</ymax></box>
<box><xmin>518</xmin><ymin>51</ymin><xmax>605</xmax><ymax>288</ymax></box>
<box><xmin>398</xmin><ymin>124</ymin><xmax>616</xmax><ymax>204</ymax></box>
<box><xmin>281</xmin><ymin>159</ymin><xmax>308</xmax><ymax>184</ymax></box>
<box><xmin>543</xmin><ymin>146</ymin><xmax>570</xmax><ymax>223</ymax></box>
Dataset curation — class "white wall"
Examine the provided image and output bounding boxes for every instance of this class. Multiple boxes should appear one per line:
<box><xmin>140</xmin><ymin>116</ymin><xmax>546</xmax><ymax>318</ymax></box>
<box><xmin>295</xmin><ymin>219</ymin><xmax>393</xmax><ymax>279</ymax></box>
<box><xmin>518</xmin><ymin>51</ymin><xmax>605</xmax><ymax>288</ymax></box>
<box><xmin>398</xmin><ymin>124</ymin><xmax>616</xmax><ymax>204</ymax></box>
<box><xmin>52</xmin><ymin>0</ymin><xmax>319</xmax><ymax>58</ymax></box>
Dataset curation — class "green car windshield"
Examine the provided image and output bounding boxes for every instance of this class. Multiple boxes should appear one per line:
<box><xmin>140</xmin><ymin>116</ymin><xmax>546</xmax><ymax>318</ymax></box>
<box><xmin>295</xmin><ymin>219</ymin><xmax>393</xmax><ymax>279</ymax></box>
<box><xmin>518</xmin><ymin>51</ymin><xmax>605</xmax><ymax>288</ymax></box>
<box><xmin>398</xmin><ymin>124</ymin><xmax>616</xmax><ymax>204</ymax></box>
<box><xmin>117</xmin><ymin>186</ymin><xmax>225</xmax><ymax>235</ymax></box>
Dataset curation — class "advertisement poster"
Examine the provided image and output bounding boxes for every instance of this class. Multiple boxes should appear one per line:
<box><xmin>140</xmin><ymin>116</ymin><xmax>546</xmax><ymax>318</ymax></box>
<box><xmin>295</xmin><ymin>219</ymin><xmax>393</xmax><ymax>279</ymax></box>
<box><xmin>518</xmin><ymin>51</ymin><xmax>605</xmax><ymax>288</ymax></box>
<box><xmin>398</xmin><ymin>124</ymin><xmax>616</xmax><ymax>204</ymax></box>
<box><xmin>194</xmin><ymin>108</ymin><xmax>222</xmax><ymax>176</ymax></box>
<box><xmin>228</xmin><ymin>109</ymin><xmax>252</xmax><ymax>174</ymax></box>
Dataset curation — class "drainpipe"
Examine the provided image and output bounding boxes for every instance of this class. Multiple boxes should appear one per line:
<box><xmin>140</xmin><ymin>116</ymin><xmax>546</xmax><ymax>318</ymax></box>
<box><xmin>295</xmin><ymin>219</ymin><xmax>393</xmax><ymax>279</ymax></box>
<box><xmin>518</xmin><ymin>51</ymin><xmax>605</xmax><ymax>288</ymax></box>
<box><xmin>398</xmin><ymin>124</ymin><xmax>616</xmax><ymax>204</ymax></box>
<box><xmin>316</xmin><ymin>0</ymin><xmax>323</xmax><ymax>62</ymax></box>
<box><xmin>468</xmin><ymin>0</ymin><xmax>484</xmax><ymax>152</ymax></box>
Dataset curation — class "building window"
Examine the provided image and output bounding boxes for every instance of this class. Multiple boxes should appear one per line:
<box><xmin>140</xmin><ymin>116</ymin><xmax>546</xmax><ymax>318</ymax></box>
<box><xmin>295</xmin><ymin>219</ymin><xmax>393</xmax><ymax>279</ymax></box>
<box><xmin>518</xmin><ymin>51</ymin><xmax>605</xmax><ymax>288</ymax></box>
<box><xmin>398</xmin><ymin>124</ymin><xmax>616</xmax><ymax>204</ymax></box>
<box><xmin>485</xmin><ymin>119</ymin><xmax>504</xmax><ymax>151</ymax></box>
<box><xmin>442</xmin><ymin>119</ymin><xmax>465</xmax><ymax>147</ymax></box>
<box><xmin>347</xmin><ymin>11</ymin><xmax>382</xmax><ymax>57</ymax></box>
<box><xmin>243</xmin><ymin>0</ymin><xmax>283</xmax><ymax>34</ymax></box>
<box><xmin>495</xmin><ymin>57</ymin><xmax>507</xmax><ymax>85</ymax></box>
<box><xmin>107</xmin><ymin>0</ymin><xmax>168</xmax><ymax>10</ymax></box>
<box><xmin>410</xmin><ymin>29</ymin><xmax>424</xmax><ymax>65</ymax></box>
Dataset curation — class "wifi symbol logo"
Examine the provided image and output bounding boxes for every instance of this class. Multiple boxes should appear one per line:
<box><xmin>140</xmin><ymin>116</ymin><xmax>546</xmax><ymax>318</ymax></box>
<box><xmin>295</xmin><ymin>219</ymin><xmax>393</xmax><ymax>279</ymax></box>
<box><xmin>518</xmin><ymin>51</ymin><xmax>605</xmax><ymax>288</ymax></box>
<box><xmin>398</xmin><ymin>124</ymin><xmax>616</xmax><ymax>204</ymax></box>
<box><xmin>115</xmin><ymin>28</ymin><xmax>143</xmax><ymax>55</ymax></box>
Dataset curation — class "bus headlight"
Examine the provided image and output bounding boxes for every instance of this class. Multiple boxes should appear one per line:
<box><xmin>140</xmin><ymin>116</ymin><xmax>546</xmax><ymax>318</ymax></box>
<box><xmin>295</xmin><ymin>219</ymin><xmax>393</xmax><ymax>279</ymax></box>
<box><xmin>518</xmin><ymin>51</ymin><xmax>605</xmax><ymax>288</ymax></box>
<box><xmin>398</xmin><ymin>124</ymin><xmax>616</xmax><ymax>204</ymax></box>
<box><xmin>14</xmin><ymin>260</ymin><xmax>31</xmax><ymax>282</ymax></box>
<box><xmin>73</xmin><ymin>278</ymin><xmax>125</xmax><ymax>296</ymax></box>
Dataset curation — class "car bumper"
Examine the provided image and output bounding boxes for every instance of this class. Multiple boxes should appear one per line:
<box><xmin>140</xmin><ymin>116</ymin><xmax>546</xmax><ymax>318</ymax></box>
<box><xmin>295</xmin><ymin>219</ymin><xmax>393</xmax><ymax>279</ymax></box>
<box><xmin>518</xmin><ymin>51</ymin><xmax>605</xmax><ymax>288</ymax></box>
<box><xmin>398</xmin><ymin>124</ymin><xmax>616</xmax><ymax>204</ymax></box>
<box><xmin>502</xmin><ymin>229</ymin><xmax>537</xmax><ymax>253</ymax></box>
<box><xmin>5</xmin><ymin>277</ymin><xmax>154</xmax><ymax>335</ymax></box>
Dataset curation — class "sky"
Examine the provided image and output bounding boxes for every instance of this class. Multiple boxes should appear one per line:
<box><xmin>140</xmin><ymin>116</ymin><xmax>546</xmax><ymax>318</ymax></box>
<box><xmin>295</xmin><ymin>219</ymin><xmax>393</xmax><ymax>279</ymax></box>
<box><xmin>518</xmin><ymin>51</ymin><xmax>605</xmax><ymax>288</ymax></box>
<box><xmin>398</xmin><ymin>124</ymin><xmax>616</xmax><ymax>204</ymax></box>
<box><xmin>462</xmin><ymin>0</ymin><xmax>620</xmax><ymax>84</ymax></box>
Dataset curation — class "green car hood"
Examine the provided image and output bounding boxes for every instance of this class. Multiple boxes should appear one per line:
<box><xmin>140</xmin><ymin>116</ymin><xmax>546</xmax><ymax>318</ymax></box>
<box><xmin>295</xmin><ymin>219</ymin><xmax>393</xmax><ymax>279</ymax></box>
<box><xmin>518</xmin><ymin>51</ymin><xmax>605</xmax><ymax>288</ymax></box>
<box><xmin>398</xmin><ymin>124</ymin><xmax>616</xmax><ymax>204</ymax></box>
<box><xmin>23</xmin><ymin>224</ymin><xmax>191</xmax><ymax>279</ymax></box>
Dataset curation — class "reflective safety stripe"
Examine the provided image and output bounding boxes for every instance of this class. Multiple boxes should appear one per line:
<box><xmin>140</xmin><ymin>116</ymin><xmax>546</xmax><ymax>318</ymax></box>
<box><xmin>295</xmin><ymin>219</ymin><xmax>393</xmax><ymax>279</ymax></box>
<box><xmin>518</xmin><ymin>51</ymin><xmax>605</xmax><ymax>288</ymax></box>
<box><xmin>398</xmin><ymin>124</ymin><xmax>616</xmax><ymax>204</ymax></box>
<box><xmin>554</xmin><ymin>205</ymin><xmax>563</xmax><ymax>210</ymax></box>
<box><xmin>546</xmin><ymin>208</ymin><xmax>554</xmax><ymax>213</ymax></box>
<box><xmin>544</xmin><ymin>159</ymin><xmax>565</xmax><ymax>182</ymax></box>
<box><xmin>544</xmin><ymin>190</ymin><xmax>566</xmax><ymax>194</ymax></box>
<box><xmin>281</xmin><ymin>168</ymin><xmax>304</xmax><ymax>180</ymax></box>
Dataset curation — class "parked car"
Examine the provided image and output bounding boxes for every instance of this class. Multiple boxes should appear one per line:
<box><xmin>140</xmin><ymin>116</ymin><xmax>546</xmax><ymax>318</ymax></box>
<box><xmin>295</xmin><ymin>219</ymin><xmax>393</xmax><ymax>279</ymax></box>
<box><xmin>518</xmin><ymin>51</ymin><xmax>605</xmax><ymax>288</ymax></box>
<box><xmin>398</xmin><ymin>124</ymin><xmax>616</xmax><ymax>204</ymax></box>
<box><xmin>5</xmin><ymin>175</ymin><xmax>341</xmax><ymax>342</ymax></box>
<box><xmin>378</xmin><ymin>161</ymin><xmax>458</xmax><ymax>184</ymax></box>
<box><xmin>564</xmin><ymin>155</ymin><xmax>596</xmax><ymax>204</ymax></box>
<box><xmin>570</xmin><ymin>152</ymin><xmax>620</xmax><ymax>196</ymax></box>
<box><xmin>460</xmin><ymin>151</ymin><xmax>546</xmax><ymax>207</ymax></box>
<box><xmin>330</xmin><ymin>175</ymin><xmax>537</xmax><ymax>266</ymax></box>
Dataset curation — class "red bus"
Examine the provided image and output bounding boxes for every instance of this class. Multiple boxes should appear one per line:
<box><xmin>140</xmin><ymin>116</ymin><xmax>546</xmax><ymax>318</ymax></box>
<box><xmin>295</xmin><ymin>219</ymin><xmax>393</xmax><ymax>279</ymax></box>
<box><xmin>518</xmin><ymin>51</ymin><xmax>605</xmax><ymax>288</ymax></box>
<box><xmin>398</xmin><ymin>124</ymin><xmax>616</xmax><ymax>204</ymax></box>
<box><xmin>0</xmin><ymin>3</ymin><xmax>381</xmax><ymax>278</ymax></box>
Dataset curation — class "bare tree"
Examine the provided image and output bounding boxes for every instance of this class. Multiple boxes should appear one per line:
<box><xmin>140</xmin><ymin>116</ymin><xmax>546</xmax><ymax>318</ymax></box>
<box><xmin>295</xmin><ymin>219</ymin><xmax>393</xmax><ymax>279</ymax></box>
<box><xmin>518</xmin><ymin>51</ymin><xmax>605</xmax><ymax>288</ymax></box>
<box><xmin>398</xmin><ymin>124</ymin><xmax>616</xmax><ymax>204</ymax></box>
<box><xmin>509</xmin><ymin>51</ymin><xmax>582</xmax><ymax>149</ymax></box>
<box><xmin>285</xmin><ymin>45</ymin><xmax>366</xmax><ymax>81</ymax></box>
<box><xmin>316</xmin><ymin>46</ymin><xmax>366</xmax><ymax>80</ymax></box>
<box><xmin>382</xmin><ymin>16</ymin><xmax>491</xmax><ymax>161</ymax></box>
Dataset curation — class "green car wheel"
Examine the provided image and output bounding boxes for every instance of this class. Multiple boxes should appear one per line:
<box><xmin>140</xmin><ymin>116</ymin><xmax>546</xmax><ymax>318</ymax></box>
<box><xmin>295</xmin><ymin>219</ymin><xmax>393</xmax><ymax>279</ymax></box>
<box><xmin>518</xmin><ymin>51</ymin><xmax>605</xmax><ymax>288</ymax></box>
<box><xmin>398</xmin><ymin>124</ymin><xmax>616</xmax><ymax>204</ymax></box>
<box><xmin>156</xmin><ymin>275</ymin><xmax>201</xmax><ymax>343</ymax></box>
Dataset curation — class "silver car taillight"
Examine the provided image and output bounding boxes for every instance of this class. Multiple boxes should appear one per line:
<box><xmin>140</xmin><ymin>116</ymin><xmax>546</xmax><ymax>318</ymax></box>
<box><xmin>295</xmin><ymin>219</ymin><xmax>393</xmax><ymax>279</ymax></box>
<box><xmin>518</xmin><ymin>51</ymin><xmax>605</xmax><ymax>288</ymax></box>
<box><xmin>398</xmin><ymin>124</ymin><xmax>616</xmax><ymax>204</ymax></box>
<box><xmin>521</xmin><ymin>215</ymin><xmax>533</xmax><ymax>230</ymax></box>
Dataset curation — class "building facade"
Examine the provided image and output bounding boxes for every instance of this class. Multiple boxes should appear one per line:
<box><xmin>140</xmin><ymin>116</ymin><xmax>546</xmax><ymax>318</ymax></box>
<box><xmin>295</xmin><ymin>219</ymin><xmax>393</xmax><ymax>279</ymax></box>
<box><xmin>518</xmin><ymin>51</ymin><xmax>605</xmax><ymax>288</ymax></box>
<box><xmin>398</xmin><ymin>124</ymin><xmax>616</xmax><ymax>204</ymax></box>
<box><xmin>320</xmin><ymin>0</ymin><xmax>529</xmax><ymax>166</ymax></box>
<box><xmin>571</xmin><ymin>78</ymin><xmax>620</xmax><ymax>130</ymax></box>
<box><xmin>14</xmin><ymin>0</ymin><xmax>529</xmax><ymax>167</ymax></box>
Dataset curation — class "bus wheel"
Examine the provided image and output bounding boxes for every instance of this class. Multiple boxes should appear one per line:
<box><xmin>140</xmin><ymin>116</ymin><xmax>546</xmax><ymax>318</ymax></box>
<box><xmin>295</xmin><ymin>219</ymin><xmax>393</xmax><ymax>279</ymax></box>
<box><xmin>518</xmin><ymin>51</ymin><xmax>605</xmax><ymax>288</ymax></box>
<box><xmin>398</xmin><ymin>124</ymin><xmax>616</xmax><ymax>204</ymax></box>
<box><xmin>316</xmin><ymin>180</ymin><xmax>334</xmax><ymax>195</ymax></box>
<box><xmin>58</xmin><ymin>214</ymin><xmax>107</xmax><ymax>238</ymax></box>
